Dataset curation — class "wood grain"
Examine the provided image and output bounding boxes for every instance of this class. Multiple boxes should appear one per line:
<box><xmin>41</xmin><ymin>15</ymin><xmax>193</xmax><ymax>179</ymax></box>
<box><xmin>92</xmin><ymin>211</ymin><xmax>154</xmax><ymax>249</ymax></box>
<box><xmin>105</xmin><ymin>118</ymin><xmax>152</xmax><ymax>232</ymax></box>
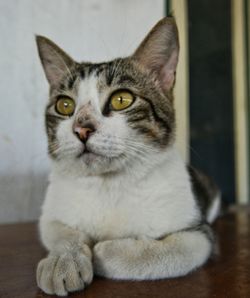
<box><xmin>0</xmin><ymin>207</ymin><xmax>249</xmax><ymax>298</ymax></box>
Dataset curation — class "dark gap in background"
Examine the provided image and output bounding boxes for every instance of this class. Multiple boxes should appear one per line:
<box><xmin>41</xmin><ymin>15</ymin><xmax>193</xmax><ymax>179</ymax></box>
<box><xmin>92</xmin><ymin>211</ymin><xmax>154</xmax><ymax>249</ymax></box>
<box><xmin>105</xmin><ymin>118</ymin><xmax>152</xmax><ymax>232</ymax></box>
<box><xmin>187</xmin><ymin>0</ymin><xmax>236</xmax><ymax>203</ymax></box>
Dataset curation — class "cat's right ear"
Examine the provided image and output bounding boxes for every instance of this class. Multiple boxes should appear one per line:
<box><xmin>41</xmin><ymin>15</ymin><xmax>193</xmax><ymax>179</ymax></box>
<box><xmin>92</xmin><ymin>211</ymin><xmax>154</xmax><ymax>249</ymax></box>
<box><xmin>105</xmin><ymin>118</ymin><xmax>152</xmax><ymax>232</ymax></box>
<box><xmin>36</xmin><ymin>36</ymin><xmax>75</xmax><ymax>86</ymax></box>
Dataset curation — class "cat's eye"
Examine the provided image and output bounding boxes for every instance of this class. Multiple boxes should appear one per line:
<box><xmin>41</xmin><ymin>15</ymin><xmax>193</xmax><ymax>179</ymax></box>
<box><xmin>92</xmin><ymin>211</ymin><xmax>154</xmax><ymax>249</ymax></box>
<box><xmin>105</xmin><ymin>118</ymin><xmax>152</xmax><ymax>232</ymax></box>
<box><xmin>55</xmin><ymin>97</ymin><xmax>75</xmax><ymax>116</ymax></box>
<box><xmin>110</xmin><ymin>91</ymin><xmax>134</xmax><ymax>111</ymax></box>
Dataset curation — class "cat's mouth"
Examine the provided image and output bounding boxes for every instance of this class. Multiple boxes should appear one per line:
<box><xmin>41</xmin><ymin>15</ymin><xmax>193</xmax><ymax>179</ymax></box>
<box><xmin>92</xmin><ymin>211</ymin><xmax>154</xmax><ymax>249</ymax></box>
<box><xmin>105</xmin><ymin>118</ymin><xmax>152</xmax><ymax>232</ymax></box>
<box><xmin>76</xmin><ymin>145</ymin><xmax>106</xmax><ymax>164</ymax></box>
<box><xmin>76</xmin><ymin>145</ymin><xmax>121</xmax><ymax>166</ymax></box>
<box><xmin>77</xmin><ymin>146</ymin><xmax>98</xmax><ymax>158</ymax></box>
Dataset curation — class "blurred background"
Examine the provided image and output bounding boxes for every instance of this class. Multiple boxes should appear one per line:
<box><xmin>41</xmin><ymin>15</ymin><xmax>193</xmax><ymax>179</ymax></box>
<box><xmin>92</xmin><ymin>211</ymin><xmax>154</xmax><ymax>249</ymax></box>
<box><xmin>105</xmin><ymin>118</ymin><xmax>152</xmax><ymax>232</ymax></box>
<box><xmin>0</xmin><ymin>0</ymin><xmax>249</xmax><ymax>223</ymax></box>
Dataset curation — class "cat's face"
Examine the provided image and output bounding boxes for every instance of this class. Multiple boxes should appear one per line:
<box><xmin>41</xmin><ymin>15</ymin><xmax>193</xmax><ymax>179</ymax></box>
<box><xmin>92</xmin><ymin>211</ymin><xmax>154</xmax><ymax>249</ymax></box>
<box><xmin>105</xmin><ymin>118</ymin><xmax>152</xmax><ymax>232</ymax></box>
<box><xmin>36</xmin><ymin>18</ymin><xmax>179</xmax><ymax>176</ymax></box>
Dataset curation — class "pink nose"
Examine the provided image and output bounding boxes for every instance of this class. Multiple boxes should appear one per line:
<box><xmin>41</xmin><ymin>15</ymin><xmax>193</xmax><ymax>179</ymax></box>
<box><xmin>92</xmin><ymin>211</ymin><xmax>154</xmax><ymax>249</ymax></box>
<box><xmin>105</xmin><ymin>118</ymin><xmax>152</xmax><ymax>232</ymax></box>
<box><xmin>74</xmin><ymin>126</ymin><xmax>94</xmax><ymax>142</ymax></box>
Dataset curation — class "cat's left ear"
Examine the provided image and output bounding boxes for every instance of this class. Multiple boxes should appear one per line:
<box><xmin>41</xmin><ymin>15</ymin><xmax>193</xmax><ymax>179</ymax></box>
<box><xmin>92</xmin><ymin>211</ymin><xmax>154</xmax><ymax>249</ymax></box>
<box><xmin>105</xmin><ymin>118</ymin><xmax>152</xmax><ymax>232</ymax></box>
<box><xmin>133</xmin><ymin>17</ymin><xmax>179</xmax><ymax>92</ymax></box>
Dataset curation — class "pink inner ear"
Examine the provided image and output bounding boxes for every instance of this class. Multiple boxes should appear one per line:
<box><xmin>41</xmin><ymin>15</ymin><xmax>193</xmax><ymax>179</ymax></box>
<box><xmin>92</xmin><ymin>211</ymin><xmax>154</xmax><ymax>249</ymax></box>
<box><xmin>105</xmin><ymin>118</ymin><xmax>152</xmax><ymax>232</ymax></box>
<box><xmin>160</xmin><ymin>50</ymin><xmax>179</xmax><ymax>91</ymax></box>
<box><xmin>160</xmin><ymin>68</ymin><xmax>175</xmax><ymax>91</ymax></box>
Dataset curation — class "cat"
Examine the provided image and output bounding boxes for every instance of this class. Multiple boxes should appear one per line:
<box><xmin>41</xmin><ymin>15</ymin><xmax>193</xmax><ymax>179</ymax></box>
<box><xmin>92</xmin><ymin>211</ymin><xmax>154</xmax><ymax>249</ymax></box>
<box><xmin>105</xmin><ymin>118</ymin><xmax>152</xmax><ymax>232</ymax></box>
<box><xmin>36</xmin><ymin>17</ymin><xmax>220</xmax><ymax>296</ymax></box>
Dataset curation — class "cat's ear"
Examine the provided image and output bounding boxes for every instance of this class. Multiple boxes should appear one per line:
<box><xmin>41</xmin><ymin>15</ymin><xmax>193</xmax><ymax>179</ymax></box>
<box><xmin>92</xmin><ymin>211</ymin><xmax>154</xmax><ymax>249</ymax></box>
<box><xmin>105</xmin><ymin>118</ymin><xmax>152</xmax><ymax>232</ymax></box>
<box><xmin>133</xmin><ymin>17</ymin><xmax>179</xmax><ymax>92</ymax></box>
<box><xmin>36</xmin><ymin>36</ymin><xmax>75</xmax><ymax>86</ymax></box>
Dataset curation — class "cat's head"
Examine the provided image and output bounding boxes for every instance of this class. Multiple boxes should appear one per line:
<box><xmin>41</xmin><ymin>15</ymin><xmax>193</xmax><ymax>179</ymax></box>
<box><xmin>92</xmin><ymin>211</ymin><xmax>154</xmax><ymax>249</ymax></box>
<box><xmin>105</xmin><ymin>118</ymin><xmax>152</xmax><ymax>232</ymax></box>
<box><xmin>36</xmin><ymin>17</ymin><xmax>179</xmax><ymax>176</ymax></box>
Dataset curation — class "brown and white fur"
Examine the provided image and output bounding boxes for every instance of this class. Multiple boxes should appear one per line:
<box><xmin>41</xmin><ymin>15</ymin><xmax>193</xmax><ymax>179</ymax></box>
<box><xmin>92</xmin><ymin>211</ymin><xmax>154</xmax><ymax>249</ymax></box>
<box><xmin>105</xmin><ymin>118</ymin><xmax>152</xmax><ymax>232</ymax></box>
<box><xmin>36</xmin><ymin>18</ymin><xmax>220</xmax><ymax>296</ymax></box>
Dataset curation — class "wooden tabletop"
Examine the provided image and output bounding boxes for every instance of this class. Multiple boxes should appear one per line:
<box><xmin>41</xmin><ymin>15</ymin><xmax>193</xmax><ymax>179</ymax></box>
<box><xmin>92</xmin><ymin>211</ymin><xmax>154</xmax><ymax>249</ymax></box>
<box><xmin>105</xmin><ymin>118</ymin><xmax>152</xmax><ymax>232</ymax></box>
<box><xmin>0</xmin><ymin>207</ymin><xmax>249</xmax><ymax>298</ymax></box>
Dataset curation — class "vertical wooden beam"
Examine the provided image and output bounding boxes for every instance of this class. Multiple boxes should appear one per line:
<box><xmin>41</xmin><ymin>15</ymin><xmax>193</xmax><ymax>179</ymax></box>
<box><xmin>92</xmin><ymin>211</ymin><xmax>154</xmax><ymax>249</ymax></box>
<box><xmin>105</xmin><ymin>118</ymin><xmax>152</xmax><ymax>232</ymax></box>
<box><xmin>231</xmin><ymin>0</ymin><xmax>249</xmax><ymax>204</ymax></box>
<box><xmin>170</xmin><ymin>0</ymin><xmax>190</xmax><ymax>162</ymax></box>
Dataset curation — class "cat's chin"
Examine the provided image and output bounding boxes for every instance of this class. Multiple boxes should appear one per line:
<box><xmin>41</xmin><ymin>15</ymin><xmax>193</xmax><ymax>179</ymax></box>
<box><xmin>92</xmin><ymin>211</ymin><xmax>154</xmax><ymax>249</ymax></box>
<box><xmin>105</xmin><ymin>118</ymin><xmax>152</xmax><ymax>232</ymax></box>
<box><xmin>75</xmin><ymin>150</ymin><xmax>123</xmax><ymax>176</ymax></box>
<box><xmin>52</xmin><ymin>147</ymin><xmax>126</xmax><ymax>176</ymax></box>
<box><xmin>81</xmin><ymin>151</ymin><xmax>103</xmax><ymax>165</ymax></box>
<box><xmin>77</xmin><ymin>147</ymin><xmax>108</xmax><ymax>164</ymax></box>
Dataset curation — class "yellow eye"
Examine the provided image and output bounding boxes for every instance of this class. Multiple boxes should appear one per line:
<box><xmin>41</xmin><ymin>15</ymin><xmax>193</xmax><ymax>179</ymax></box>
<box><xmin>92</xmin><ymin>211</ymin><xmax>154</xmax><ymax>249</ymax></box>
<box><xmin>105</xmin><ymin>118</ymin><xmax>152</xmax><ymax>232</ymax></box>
<box><xmin>56</xmin><ymin>97</ymin><xmax>75</xmax><ymax>116</ymax></box>
<box><xmin>110</xmin><ymin>91</ymin><xmax>134</xmax><ymax>111</ymax></box>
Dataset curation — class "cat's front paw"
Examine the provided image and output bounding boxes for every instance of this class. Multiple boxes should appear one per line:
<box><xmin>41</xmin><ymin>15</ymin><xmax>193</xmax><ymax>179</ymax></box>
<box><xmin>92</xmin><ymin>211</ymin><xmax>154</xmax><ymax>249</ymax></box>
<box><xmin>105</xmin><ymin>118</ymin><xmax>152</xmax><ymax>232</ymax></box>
<box><xmin>36</xmin><ymin>250</ymin><xmax>93</xmax><ymax>296</ymax></box>
<box><xmin>93</xmin><ymin>240</ymin><xmax>116</xmax><ymax>278</ymax></box>
<box><xmin>93</xmin><ymin>239</ymin><xmax>136</xmax><ymax>279</ymax></box>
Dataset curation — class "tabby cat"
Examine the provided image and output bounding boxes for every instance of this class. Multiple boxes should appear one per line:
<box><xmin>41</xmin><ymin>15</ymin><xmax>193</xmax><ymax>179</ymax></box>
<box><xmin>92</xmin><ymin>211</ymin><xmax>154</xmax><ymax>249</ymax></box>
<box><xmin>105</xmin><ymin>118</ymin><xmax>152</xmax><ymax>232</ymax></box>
<box><xmin>36</xmin><ymin>17</ymin><xmax>220</xmax><ymax>296</ymax></box>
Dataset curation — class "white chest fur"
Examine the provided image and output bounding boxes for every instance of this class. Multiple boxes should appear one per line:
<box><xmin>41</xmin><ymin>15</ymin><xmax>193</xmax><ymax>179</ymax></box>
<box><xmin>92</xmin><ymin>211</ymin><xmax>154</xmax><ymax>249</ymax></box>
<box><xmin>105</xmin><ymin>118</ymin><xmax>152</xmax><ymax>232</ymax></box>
<box><xmin>40</xmin><ymin>149</ymin><xmax>200</xmax><ymax>241</ymax></box>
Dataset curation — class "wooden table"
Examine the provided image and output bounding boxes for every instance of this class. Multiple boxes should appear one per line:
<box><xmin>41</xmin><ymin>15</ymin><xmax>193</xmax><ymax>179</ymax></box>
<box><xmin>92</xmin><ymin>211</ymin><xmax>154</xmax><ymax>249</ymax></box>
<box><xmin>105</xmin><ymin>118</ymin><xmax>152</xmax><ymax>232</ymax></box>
<box><xmin>0</xmin><ymin>207</ymin><xmax>249</xmax><ymax>298</ymax></box>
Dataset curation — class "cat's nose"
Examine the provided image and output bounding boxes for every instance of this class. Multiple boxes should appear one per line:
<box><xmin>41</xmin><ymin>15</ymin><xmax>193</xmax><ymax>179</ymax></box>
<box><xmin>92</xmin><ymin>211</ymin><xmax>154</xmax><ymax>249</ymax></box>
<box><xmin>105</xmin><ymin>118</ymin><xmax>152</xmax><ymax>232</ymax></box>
<box><xmin>73</xmin><ymin>122</ymin><xmax>95</xmax><ymax>142</ymax></box>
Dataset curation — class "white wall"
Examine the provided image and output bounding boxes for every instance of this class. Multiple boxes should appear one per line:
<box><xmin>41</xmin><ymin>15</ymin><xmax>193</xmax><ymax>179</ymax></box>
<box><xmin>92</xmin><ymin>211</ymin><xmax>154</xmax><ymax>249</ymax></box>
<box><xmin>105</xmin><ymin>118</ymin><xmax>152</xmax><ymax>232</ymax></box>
<box><xmin>0</xmin><ymin>0</ymin><xmax>164</xmax><ymax>223</ymax></box>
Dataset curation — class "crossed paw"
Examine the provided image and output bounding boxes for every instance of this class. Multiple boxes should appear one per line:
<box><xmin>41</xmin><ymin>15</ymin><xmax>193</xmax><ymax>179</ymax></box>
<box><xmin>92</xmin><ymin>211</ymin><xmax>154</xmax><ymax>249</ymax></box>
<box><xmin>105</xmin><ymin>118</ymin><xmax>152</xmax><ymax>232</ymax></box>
<box><xmin>37</xmin><ymin>249</ymin><xmax>93</xmax><ymax>296</ymax></box>
<box><xmin>37</xmin><ymin>240</ymin><xmax>129</xmax><ymax>296</ymax></box>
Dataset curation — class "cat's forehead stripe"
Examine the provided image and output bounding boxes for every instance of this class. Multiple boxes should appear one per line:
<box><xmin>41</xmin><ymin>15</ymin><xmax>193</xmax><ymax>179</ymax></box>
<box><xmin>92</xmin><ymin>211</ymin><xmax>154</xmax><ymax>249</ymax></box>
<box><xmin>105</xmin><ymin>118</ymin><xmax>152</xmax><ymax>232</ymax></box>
<box><xmin>68</xmin><ymin>74</ymin><xmax>77</xmax><ymax>89</ymax></box>
<box><xmin>64</xmin><ymin>59</ymin><xmax>134</xmax><ymax>91</ymax></box>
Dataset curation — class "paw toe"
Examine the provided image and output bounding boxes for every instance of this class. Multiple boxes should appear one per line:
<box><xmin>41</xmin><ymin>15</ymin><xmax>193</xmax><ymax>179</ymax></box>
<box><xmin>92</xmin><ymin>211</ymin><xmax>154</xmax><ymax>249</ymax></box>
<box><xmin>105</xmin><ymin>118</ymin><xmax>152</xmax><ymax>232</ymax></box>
<box><xmin>36</xmin><ymin>251</ymin><xmax>93</xmax><ymax>296</ymax></box>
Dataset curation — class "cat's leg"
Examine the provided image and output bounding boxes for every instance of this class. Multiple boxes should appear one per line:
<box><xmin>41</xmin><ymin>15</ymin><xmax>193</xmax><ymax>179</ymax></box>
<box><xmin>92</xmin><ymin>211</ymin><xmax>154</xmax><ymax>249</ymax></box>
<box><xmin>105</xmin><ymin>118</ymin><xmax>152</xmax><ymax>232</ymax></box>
<box><xmin>37</xmin><ymin>220</ymin><xmax>93</xmax><ymax>296</ymax></box>
<box><xmin>93</xmin><ymin>224</ymin><xmax>213</xmax><ymax>280</ymax></box>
